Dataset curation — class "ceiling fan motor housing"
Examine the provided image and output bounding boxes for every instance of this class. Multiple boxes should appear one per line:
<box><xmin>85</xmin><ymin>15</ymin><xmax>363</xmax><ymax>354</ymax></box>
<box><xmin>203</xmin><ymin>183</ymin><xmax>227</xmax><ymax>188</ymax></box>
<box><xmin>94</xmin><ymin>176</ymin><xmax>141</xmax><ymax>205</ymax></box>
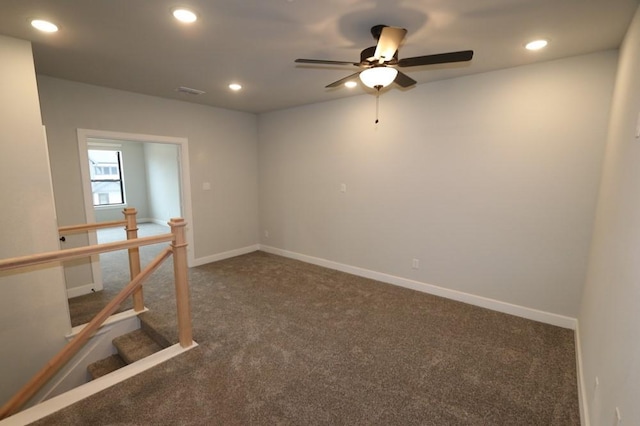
<box><xmin>370</xmin><ymin>24</ymin><xmax>388</xmax><ymax>41</ymax></box>
<box><xmin>360</xmin><ymin>46</ymin><xmax>398</xmax><ymax>65</ymax></box>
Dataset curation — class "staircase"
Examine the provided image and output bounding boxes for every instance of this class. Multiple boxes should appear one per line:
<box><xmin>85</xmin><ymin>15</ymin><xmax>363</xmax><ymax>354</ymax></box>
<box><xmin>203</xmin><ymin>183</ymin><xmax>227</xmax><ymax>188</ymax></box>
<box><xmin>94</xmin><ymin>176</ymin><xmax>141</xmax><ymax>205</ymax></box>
<box><xmin>0</xmin><ymin>212</ymin><xmax>195</xmax><ymax>421</ymax></box>
<box><xmin>87</xmin><ymin>314</ymin><xmax>171</xmax><ymax>380</ymax></box>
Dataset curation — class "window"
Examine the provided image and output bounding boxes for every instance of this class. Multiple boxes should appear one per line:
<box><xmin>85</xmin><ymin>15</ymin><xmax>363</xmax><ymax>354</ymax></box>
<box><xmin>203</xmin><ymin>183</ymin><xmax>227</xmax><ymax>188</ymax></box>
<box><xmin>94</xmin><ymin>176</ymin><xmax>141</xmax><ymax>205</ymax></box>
<box><xmin>88</xmin><ymin>149</ymin><xmax>125</xmax><ymax>206</ymax></box>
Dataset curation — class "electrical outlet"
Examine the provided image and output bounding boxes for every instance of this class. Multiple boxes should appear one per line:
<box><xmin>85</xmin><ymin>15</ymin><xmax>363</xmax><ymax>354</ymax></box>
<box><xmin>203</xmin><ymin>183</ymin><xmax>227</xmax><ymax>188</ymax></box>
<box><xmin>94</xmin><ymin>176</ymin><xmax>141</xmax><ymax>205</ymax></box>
<box><xmin>412</xmin><ymin>258</ymin><xmax>420</xmax><ymax>269</ymax></box>
<box><xmin>340</xmin><ymin>183</ymin><xmax>347</xmax><ymax>193</ymax></box>
<box><xmin>264</xmin><ymin>230</ymin><xmax>269</xmax><ymax>238</ymax></box>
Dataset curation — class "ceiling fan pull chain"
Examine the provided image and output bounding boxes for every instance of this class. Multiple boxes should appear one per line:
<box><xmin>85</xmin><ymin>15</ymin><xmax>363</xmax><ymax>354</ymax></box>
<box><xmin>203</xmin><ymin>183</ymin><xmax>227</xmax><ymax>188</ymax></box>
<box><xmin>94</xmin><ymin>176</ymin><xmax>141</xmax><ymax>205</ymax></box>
<box><xmin>375</xmin><ymin>89</ymin><xmax>380</xmax><ymax>124</ymax></box>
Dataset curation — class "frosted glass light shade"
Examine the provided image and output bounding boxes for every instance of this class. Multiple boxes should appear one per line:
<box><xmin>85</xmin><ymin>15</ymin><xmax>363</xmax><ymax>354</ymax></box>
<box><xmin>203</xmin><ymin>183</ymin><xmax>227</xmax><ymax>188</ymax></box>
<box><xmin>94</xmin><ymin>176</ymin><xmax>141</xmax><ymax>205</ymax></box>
<box><xmin>359</xmin><ymin>67</ymin><xmax>398</xmax><ymax>88</ymax></box>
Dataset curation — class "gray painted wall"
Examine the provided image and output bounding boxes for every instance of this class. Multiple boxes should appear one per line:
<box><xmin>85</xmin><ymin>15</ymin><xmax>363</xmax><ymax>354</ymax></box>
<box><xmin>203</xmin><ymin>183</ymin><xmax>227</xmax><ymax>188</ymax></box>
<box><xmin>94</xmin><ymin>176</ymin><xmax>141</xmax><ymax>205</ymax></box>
<box><xmin>0</xmin><ymin>36</ymin><xmax>69</xmax><ymax>407</ymax></box>
<box><xmin>258</xmin><ymin>51</ymin><xmax>617</xmax><ymax>318</ymax></box>
<box><xmin>579</xmin><ymin>5</ymin><xmax>640</xmax><ymax>425</ymax></box>
<box><xmin>145</xmin><ymin>142</ymin><xmax>181</xmax><ymax>224</ymax></box>
<box><xmin>38</xmin><ymin>76</ymin><xmax>259</xmax><ymax>291</ymax></box>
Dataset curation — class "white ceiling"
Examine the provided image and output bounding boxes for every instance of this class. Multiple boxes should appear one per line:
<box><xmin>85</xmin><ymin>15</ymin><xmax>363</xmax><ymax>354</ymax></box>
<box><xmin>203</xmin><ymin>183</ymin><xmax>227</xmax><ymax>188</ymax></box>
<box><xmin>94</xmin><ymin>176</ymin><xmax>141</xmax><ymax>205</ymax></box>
<box><xmin>1</xmin><ymin>0</ymin><xmax>637</xmax><ymax>113</ymax></box>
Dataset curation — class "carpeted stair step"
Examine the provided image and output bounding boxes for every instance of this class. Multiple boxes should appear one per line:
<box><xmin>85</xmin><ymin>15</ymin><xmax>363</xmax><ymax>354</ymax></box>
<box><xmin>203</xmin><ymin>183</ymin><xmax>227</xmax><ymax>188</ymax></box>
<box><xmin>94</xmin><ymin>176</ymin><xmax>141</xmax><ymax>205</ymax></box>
<box><xmin>85</xmin><ymin>324</ymin><xmax>168</xmax><ymax>381</ymax></box>
<box><xmin>139</xmin><ymin>312</ymin><xmax>174</xmax><ymax>348</ymax></box>
<box><xmin>87</xmin><ymin>354</ymin><xmax>127</xmax><ymax>380</ymax></box>
<box><xmin>113</xmin><ymin>328</ymin><xmax>163</xmax><ymax>364</ymax></box>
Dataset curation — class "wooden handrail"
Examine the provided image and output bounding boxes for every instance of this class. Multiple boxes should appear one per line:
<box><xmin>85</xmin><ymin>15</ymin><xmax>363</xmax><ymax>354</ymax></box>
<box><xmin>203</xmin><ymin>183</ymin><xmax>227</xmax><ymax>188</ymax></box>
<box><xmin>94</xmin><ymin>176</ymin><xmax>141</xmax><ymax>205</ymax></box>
<box><xmin>1</xmin><ymin>213</ymin><xmax>194</xmax><ymax>420</ymax></box>
<box><xmin>0</xmin><ymin>234</ymin><xmax>173</xmax><ymax>272</ymax></box>
<box><xmin>58</xmin><ymin>219</ymin><xmax>127</xmax><ymax>234</ymax></box>
<box><xmin>0</xmin><ymin>247</ymin><xmax>173</xmax><ymax>419</ymax></box>
<box><xmin>57</xmin><ymin>208</ymin><xmax>145</xmax><ymax>312</ymax></box>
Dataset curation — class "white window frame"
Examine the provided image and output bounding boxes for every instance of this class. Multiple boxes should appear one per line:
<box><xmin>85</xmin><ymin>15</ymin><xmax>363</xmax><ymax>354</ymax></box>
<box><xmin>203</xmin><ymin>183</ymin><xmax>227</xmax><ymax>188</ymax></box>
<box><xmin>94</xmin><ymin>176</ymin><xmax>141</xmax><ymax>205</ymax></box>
<box><xmin>88</xmin><ymin>148</ymin><xmax>126</xmax><ymax>207</ymax></box>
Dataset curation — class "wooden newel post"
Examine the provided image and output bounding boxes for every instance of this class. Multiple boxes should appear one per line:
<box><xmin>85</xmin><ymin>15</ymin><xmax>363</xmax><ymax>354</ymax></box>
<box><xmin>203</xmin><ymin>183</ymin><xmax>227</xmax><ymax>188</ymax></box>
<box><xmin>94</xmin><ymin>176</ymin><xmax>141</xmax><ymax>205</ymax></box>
<box><xmin>169</xmin><ymin>218</ymin><xmax>193</xmax><ymax>347</ymax></box>
<box><xmin>124</xmin><ymin>208</ymin><xmax>144</xmax><ymax>312</ymax></box>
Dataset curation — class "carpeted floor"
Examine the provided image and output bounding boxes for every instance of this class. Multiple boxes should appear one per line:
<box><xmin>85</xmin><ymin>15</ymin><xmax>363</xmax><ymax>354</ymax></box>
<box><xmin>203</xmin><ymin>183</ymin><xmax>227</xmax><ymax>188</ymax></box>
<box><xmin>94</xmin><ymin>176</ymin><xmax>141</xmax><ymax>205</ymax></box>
<box><xmin>49</xmin><ymin>247</ymin><xmax>579</xmax><ymax>425</ymax></box>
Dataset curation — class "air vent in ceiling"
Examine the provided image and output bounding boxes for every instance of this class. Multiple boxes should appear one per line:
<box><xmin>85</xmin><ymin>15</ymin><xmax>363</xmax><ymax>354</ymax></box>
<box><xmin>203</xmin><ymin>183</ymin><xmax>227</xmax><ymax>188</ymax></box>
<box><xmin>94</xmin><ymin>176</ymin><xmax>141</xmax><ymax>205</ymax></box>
<box><xmin>176</xmin><ymin>86</ymin><xmax>206</xmax><ymax>95</ymax></box>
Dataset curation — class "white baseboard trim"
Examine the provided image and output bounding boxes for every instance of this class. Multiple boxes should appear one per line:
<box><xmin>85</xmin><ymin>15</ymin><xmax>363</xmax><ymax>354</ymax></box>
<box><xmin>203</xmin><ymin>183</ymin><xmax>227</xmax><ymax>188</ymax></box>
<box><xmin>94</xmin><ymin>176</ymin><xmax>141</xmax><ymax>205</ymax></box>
<box><xmin>67</xmin><ymin>282</ymin><xmax>99</xmax><ymax>299</ymax></box>
<box><xmin>575</xmin><ymin>323</ymin><xmax>590</xmax><ymax>426</ymax></box>
<box><xmin>259</xmin><ymin>245</ymin><xmax>577</xmax><ymax>330</ymax></box>
<box><xmin>192</xmin><ymin>244</ymin><xmax>260</xmax><ymax>267</ymax></box>
<box><xmin>144</xmin><ymin>218</ymin><xmax>170</xmax><ymax>227</ymax></box>
<box><xmin>1</xmin><ymin>342</ymin><xmax>198</xmax><ymax>426</ymax></box>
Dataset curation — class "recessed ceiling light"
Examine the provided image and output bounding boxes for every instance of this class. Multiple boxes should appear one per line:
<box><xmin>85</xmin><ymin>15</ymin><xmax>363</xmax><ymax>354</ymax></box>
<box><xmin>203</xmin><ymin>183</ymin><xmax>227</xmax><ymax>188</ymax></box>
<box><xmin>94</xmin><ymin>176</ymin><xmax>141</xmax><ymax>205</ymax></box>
<box><xmin>229</xmin><ymin>83</ymin><xmax>242</xmax><ymax>91</ymax></box>
<box><xmin>344</xmin><ymin>81</ymin><xmax>357</xmax><ymax>88</ymax></box>
<box><xmin>172</xmin><ymin>8</ymin><xmax>197</xmax><ymax>23</ymax></box>
<box><xmin>30</xmin><ymin>19</ymin><xmax>58</xmax><ymax>33</ymax></box>
<box><xmin>525</xmin><ymin>39</ymin><xmax>548</xmax><ymax>51</ymax></box>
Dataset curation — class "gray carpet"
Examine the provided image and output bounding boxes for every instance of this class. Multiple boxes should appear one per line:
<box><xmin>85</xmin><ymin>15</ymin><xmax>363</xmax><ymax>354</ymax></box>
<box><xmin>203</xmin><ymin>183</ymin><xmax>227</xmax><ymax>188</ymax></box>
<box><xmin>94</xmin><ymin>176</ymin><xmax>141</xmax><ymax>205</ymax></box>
<box><xmin>45</xmin><ymin>250</ymin><xmax>579</xmax><ymax>425</ymax></box>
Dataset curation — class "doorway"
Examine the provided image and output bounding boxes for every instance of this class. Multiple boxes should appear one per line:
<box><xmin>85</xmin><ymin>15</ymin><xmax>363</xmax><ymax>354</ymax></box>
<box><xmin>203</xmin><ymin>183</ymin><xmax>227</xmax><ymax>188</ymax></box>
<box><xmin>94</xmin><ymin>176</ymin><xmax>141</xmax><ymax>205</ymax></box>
<box><xmin>72</xmin><ymin>129</ymin><xmax>194</xmax><ymax>300</ymax></box>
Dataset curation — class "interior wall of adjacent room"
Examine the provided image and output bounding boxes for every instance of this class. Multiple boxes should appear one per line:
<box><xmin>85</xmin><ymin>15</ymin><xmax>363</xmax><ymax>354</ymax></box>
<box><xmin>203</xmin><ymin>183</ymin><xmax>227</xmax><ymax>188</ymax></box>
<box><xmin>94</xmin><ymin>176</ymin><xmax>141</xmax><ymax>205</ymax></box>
<box><xmin>0</xmin><ymin>35</ymin><xmax>70</xmax><ymax>406</ymax></box>
<box><xmin>578</xmin><ymin>5</ymin><xmax>640</xmax><ymax>425</ymax></box>
<box><xmin>144</xmin><ymin>142</ymin><xmax>181</xmax><ymax>224</ymax></box>
<box><xmin>91</xmin><ymin>139</ymin><xmax>151</xmax><ymax>222</ymax></box>
<box><xmin>38</xmin><ymin>76</ymin><xmax>259</xmax><ymax>281</ymax></box>
<box><xmin>258</xmin><ymin>50</ymin><xmax>617</xmax><ymax>318</ymax></box>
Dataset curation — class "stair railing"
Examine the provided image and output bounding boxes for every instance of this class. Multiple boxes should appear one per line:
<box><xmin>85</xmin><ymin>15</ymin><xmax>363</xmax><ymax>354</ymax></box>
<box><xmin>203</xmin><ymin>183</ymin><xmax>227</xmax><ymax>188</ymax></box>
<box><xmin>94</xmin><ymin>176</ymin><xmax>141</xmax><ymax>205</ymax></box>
<box><xmin>58</xmin><ymin>207</ymin><xmax>144</xmax><ymax>311</ymax></box>
<box><xmin>0</xmin><ymin>217</ymin><xmax>193</xmax><ymax>419</ymax></box>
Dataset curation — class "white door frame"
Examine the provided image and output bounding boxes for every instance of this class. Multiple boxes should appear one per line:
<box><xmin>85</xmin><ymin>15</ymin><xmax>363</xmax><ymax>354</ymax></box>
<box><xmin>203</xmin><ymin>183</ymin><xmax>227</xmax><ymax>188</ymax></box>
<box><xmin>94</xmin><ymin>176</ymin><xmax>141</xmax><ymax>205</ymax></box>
<box><xmin>77</xmin><ymin>129</ymin><xmax>196</xmax><ymax>288</ymax></box>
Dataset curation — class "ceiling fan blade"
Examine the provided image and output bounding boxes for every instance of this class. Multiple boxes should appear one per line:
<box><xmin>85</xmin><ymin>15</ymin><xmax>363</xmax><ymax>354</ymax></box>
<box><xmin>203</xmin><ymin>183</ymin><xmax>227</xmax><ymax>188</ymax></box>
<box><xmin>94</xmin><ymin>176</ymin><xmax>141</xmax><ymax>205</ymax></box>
<box><xmin>295</xmin><ymin>58</ymin><xmax>359</xmax><ymax>66</ymax></box>
<box><xmin>325</xmin><ymin>72</ymin><xmax>361</xmax><ymax>88</ymax></box>
<box><xmin>398</xmin><ymin>50</ymin><xmax>474</xmax><ymax>67</ymax></box>
<box><xmin>373</xmin><ymin>26</ymin><xmax>407</xmax><ymax>62</ymax></box>
<box><xmin>394</xmin><ymin>71</ymin><xmax>417</xmax><ymax>88</ymax></box>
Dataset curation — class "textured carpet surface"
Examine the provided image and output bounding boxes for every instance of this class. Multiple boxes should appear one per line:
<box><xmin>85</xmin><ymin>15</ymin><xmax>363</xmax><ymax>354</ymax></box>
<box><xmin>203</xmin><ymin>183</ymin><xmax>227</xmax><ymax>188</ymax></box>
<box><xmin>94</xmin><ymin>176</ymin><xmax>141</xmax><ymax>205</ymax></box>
<box><xmin>45</xmin><ymin>249</ymin><xmax>579</xmax><ymax>425</ymax></box>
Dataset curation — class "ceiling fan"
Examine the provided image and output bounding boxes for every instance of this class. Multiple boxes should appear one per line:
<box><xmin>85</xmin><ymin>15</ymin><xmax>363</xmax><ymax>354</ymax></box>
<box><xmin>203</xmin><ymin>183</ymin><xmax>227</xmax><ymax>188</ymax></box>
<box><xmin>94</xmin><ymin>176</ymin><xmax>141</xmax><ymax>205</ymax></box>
<box><xmin>295</xmin><ymin>25</ymin><xmax>474</xmax><ymax>91</ymax></box>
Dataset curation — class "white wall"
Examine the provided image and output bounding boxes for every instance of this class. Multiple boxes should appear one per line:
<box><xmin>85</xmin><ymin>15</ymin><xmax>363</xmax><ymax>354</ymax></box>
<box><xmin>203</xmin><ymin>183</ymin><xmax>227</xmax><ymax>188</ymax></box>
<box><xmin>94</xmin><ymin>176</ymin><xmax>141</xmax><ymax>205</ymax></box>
<box><xmin>0</xmin><ymin>36</ymin><xmax>70</xmax><ymax>407</ymax></box>
<box><xmin>38</xmin><ymin>76</ymin><xmax>259</xmax><ymax>279</ymax></box>
<box><xmin>91</xmin><ymin>139</ymin><xmax>151</xmax><ymax>222</ymax></box>
<box><xmin>578</xmin><ymin>5</ymin><xmax>640</xmax><ymax>425</ymax></box>
<box><xmin>144</xmin><ymin>143</ymin><xmax>181</xmax><ymax>224</ymax></box>
<box><xmin>259</xmin><ymin>51</ymin><xmax>617</xmax><ymax>318</ymax></box>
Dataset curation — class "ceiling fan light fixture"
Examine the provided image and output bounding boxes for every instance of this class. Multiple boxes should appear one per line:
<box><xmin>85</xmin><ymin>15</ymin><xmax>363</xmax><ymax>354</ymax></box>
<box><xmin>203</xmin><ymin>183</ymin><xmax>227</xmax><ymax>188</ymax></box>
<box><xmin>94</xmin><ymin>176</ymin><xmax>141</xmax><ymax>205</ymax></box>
<box><xmin>359</xmin><ymin>67</ymin><xmax>398</xmax><ymax>89</ymax></box>
<box><xmin>344</xmin><ymin>81</ymin><xmax>357</xmax><ymax>88</ymax></box>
